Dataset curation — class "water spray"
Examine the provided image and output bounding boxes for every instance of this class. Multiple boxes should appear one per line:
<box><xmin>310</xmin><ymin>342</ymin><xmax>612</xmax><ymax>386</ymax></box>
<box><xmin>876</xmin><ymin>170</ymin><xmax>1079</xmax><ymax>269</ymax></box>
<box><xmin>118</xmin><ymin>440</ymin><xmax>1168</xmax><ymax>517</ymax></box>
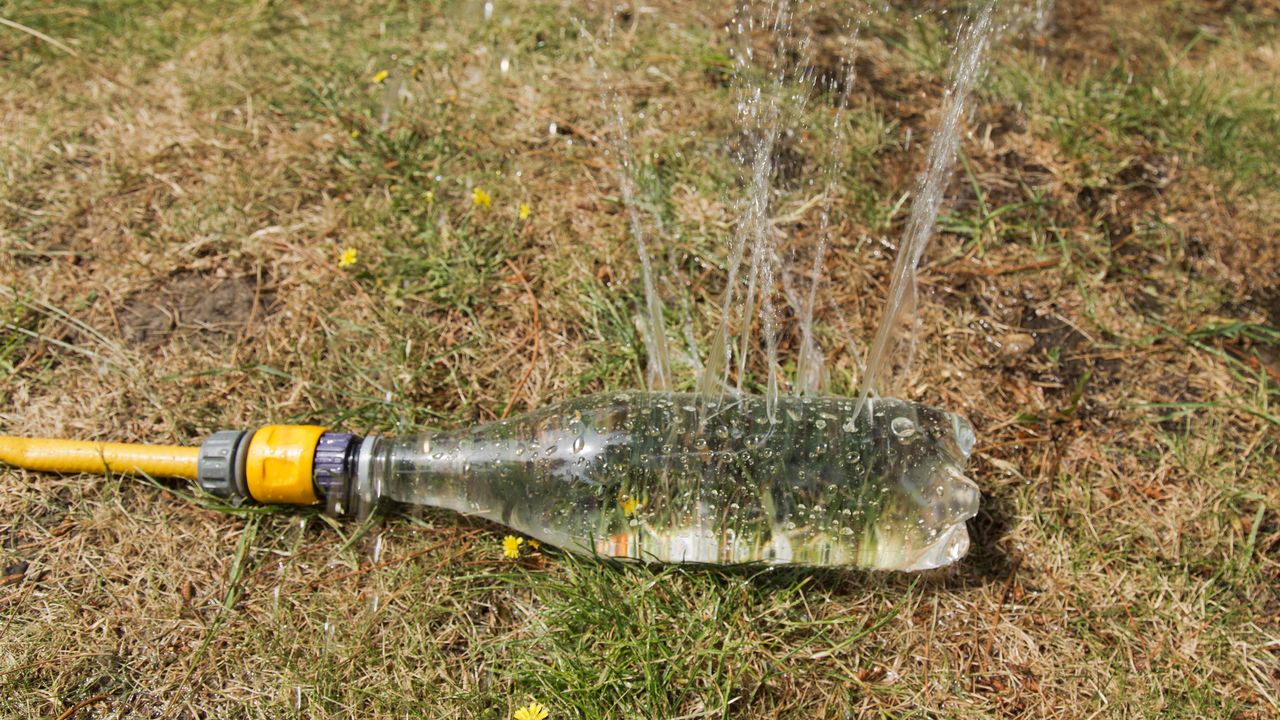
<box><xmin>0</xmin><ymin>392</ymin><xmax>979</xmax><ymax>571</ymax></box>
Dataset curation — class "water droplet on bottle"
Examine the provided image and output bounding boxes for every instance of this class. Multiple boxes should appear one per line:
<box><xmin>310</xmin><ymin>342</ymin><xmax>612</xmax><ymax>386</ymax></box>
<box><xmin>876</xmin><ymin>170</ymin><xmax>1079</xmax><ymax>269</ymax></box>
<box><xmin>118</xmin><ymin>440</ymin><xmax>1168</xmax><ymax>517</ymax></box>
<box><xmin>573</xmin><ymin>436</ymin><xmax>585</xmax><ymax>453</ymax></box>
<box><xmin>891</xmin><ymin>416</ymin><xmax>916</xmax><ymax>438</ymax></box>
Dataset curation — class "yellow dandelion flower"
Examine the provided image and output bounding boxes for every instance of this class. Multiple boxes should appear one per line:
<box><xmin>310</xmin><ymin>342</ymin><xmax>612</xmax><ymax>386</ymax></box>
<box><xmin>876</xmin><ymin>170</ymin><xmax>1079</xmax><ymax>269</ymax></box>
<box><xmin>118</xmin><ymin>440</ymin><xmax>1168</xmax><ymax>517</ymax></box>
<box><xmin>472</xmin><ymin>187</ymin><xmax>492</xmax><ymax>209</ymax></box>
<box><xmin>514</xmin><ymin>701</ymin><xmax>548</xmax><ymax>720</ymax></box>
<box><xmin>621</xmin><ymin>496</ymin><xmax>639</xmax><ymax>516</ymax></box>
<box><xmin>526</xmin><ymin>538</ymin><xmax>540</xmax><ymax>550</ymax></box>
<box><xmin>423</xmin><ymin>190</ymin><xmax>435</xmax><ymax>204</ymax></box>
<box><xmin>350</xmin><ymin>129</ymin><xmax>360</xmax><ymax>139</ymax></box>
<box><xmin>372</xmin><ymin>69</ymin><xmax>389</xmax><ymax>84</ymax></box>
<box><xmin>518</xmin><ymin>202</ymin><xmax>531</xmax><ymax>220</ymax></box>
<box><xmin>338</xmin><ymin>247</ymin><xmax>358</xmax><ymax>269</ymax></box>
<box><xmin>502</xmin><ymin>535</ymin><xmax>523</xmax><ymax>559</ymax></box>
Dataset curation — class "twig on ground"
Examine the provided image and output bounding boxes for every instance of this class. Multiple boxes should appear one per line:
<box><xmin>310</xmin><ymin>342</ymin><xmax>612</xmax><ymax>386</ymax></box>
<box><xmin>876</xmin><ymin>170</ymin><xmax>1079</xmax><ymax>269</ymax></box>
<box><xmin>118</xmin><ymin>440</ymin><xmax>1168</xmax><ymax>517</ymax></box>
<box><xmin>54</xmin><ymin>693</ymin><xmax>110</xmax><ymax>720</ymax></box>
<box><xmin>0</xmin><ymin>16</ymin><xmax>80</xmax><ymax>57</ymax></box>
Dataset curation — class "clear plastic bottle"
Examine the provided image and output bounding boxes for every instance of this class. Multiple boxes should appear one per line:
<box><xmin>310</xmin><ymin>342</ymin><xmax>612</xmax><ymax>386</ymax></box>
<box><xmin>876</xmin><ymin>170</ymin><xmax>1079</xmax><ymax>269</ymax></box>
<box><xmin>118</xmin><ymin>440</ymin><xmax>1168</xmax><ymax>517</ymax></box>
<box><xmin>356</xmin><ymin>392</ymin><xmax>979</xmax><ymax>570</ymax></box>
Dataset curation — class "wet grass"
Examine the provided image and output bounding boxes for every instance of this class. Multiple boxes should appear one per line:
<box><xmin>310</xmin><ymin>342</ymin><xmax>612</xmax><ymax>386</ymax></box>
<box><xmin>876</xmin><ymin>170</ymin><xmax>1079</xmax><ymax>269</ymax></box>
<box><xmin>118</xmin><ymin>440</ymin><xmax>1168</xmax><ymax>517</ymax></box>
<box><xmin>2</xmin><ymin>0</ymin><xmax>1278</xmax><ymax>717</ymax></box>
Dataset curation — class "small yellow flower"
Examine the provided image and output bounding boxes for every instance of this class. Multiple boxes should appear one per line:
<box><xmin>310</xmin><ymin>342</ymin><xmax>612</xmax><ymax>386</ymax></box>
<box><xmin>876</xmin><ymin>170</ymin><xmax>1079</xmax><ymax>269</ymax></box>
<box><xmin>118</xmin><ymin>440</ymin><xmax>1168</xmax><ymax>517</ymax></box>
<box><xmin>472</xmin><ymin>187</ymin><xmax>492</xmax><ymax>209</ymax></box>
<box><xmin>372</xmin><ymin>69</ymin><xmax>389</xmax><ymax>84</ymax></box>
<box><xmin>621</xmin><ymin>496</ymin><xmax>639</xmax><ymax>516</ymax></box>
<box><xmin>514</xmin><ymin>701</ymin><xmax>548</xmax><ymax>720</ymax></box>
<box><xmin>502</xmin><ymin>535</ymin><xmax>523</xmax><ymax>559</ymax></box>
<box><xmin>350</xmin><ymin>129</ymin><xmax>360</xmax><ymax>139</ymax></box>
<box><xmin>423</xmin><ymin>190</ymin><xmax>435</xmax><ymax>204</ymax></box>
<box><xmin>526</xmin><ymin>538</ymin><xmax>540</xmax><ymax>550</ymax></box>
<box><xmin>338</xmin><ymin>247</ymin><xmax>358</xmax><ymax>269</ymax></box>
<box><xmin>518</xmin><ymin>202</ymin><xmax>531</xmax><ymax>221</ymax></box>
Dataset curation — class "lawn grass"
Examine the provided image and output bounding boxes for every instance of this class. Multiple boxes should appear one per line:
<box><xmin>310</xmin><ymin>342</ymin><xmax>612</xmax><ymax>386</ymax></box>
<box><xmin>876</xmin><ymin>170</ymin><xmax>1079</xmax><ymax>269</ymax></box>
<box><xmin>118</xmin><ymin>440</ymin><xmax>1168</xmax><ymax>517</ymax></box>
<box><xmin>1</xmin><ymin>0</ymin><xmax>1277</xmax><ymax>717</ymax></box>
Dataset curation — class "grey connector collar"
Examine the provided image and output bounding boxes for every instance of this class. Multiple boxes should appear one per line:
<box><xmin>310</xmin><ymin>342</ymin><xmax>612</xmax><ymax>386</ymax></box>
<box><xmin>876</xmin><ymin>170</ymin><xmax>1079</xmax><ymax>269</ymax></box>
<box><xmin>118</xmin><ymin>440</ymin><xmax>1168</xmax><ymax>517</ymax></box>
<box><xmin>197</xmin><ymin>430</ymin><xmax>251</xmax><ymax>503</ymax></box>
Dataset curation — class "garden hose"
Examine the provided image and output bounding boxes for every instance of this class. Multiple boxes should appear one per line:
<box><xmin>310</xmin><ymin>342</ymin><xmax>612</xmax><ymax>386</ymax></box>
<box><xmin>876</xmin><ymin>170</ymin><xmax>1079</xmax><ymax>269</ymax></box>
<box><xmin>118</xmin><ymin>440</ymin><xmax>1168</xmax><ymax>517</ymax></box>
<box><xmin>0</xmin><ymin>426</ymin><xmax>360</xmax><ymax>513</ymax></box>
<box><xmin>0</xmin><ymin>436</ymin><xmax>199</xmax><ymax>479</ymax></box>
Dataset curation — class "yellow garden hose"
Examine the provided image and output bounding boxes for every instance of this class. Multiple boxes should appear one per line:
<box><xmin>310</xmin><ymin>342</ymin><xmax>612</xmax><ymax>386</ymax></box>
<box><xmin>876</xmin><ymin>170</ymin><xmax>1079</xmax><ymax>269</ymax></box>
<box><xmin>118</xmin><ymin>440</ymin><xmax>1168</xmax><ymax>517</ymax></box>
<box><xmin>0</xmin><ymin>435</ymin><xmax>200</xmax><ymax>479</ymax></box>
<box><xmin>1</xmin><ymin>425</ymin><xmax>341</xmax><ymax>510</ymax></box>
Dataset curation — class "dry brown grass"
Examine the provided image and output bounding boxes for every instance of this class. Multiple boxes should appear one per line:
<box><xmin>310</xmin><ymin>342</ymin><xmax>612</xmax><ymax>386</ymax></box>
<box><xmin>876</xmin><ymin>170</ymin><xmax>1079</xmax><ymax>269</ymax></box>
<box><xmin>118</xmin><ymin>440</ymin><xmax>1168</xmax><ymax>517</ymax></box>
<box><xmin>1</xmin><ymin>1</ymin><xmax>1277</xmax><ymax>717</ymax></box>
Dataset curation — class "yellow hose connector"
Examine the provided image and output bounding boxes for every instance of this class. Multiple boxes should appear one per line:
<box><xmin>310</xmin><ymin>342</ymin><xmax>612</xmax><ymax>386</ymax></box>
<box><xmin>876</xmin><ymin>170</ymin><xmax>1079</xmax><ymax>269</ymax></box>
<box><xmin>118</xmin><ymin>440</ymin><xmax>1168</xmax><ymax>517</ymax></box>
<box><xmin>0</xmin><ymin>426</ymin><xmax>332</xmax><ymax>507</ymax></box>
<box><xmin>244</xmin><ymin>424</ymin><xmax>327</xmax><ymax>505</ymax></box>
<box><xmin>0</xmin><ymin>436</ymin><xmax>199</xmax><ymax>479</ymax></box>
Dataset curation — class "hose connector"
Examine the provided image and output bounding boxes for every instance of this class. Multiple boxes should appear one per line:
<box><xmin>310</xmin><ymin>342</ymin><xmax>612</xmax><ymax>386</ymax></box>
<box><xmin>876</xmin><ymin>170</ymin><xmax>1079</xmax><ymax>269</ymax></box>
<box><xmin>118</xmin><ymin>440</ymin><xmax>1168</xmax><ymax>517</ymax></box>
<box><xmin>313</xmin><ymin>432</ymin><xmax>362</xmax><ymax>515</ymax></box>
<box><xmin>197</xmin><ymin>430</ymin><xmax>250</xmax><ymax>502</ymax></box>
<box><xmin>195</xmin><ymin>425</ymin><xmax>364</xmax><ymax>512</ymax></box>
<box><xmin>244</xmin><ymin>425</ymin><xmax>327</xmax><ymax>505</ymax></box>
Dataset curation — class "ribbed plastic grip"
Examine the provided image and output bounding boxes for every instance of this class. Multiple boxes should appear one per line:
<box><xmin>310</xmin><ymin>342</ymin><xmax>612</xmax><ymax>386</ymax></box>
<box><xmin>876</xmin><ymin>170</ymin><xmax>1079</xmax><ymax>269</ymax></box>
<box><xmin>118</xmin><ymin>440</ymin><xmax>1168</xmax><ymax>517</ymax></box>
<box><xmin>314</xmin><ymin>432</ymin><xmax>359</xmax><ymax>499</ymax></box>
<box><xmin>197</xmin><ymin>430</ymin><xmax>248</xmax><ymax>500</ymax></box>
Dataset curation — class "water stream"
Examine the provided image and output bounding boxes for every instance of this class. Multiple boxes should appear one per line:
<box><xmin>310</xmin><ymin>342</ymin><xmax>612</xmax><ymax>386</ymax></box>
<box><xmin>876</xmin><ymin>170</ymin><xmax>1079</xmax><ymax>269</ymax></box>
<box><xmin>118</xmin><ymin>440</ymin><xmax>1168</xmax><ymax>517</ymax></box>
<box><xmin>607</xmin><ymin>0</ymin><xmax>1002</xmax><ymax>417</ymax></box>
<box><xmin>854</xmin><ymin>0</ymin><xmax>997</xmax><ymax>415</ymax></box>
